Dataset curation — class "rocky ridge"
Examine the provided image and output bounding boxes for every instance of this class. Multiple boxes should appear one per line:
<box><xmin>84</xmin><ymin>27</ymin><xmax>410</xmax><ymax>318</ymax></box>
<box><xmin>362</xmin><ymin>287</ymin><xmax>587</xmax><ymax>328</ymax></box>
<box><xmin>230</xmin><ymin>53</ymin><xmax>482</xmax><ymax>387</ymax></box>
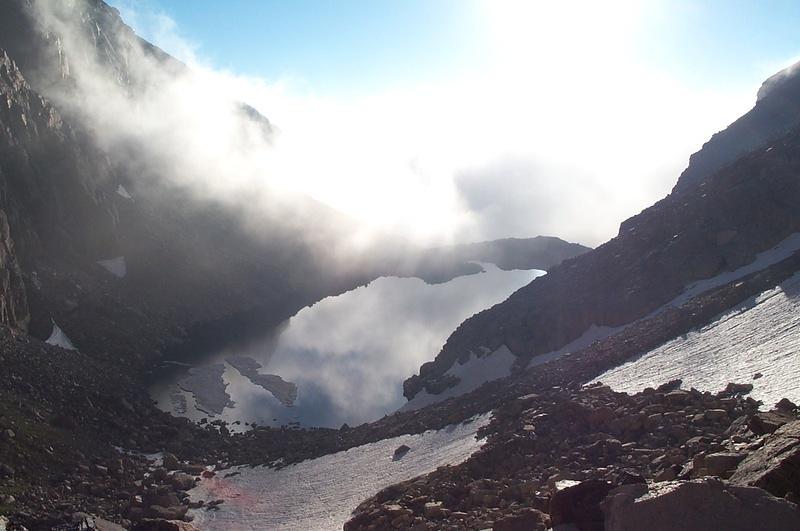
<box><xmin>405</xmin><ymin>114</ymin><xmax>800</xmax><ymax>402</ymax></box>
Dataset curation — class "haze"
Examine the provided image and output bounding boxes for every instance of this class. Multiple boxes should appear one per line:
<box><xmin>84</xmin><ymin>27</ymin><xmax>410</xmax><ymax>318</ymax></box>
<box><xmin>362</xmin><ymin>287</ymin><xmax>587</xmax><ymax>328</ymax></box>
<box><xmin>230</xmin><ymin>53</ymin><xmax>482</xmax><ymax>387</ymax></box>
<box><xmin>103</xmin><ymin>0</ymin><xmax>800</xmax><ymax>246</ymax></box>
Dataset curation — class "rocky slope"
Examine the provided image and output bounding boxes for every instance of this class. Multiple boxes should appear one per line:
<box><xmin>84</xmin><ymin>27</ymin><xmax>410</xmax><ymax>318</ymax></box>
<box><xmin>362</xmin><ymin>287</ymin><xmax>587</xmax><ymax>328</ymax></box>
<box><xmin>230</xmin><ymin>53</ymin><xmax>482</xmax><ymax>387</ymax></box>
<box><xmin>674</xmin><ymin>59</ymin><xmax>800</xmax><ymax>192</ymax></box>
<box><xmin>404</xmin><ymin>104</ymin><xmax>800</xmax><ymax>402</ymax></box>
<box><xmin>347</xmin><ymin>382</ymin><xmax>800</xmax><ymax>530</ymax></box>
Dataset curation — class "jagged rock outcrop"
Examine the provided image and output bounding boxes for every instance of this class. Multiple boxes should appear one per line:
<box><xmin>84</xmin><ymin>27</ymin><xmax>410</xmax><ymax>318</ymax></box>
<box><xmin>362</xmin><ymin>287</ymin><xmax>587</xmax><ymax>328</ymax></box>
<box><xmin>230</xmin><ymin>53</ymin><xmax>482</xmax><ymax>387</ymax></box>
<box><xmin>405</xmin><ymin>120</ymin><xmax>800</xmax><ymax>401</ymax></box>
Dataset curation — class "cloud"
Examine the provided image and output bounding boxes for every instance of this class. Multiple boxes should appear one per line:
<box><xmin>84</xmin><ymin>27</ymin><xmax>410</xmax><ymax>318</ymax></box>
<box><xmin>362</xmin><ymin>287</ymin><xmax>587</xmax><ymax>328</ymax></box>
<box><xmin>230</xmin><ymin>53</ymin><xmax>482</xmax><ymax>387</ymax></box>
<box><xmin>31</xmin><ymin>0</ymin><xmax>757</xmax><ymax>251</ymax></box>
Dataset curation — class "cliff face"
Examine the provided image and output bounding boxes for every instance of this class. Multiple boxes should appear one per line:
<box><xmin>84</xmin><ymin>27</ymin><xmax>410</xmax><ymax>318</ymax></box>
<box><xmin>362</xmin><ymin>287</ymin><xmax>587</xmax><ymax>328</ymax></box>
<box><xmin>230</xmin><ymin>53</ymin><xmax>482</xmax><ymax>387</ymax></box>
<box><xmin>673</xmin><ymin>59</ymin><xmax>800</xmax><ymax>192</ymax></box>
<box><xmin>0</xmin><ymin>0</ymin><xmax>356</xmax><ymax>362</ymax></box>
<box><xmin>405</xmin><ymin>76</ymin><xmax>800</xmax><ymax>400</ymax></box>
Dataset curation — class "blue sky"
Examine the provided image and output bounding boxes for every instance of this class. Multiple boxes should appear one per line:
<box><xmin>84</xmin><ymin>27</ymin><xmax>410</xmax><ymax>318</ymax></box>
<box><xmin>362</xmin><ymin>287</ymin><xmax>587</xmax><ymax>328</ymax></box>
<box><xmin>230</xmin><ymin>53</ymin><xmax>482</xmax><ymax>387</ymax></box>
<box><xmin>103</xmin><ymin>1</ymin><xmax>800</xmax><ymax>245</ymax></box>
<box><xmin>108</xmin><ymin>0</ymin><xmax>800</xmax><ymax>94</ymax></box>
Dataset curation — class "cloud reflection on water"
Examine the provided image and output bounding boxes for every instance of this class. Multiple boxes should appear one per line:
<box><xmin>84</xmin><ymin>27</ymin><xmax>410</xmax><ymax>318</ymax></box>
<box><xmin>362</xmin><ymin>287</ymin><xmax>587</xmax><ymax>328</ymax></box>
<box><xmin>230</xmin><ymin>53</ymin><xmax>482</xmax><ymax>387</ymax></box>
<box><xmin>156</xmin><ymin>264</ymin><xmax>542</xmax><ymax>428</ymax></box>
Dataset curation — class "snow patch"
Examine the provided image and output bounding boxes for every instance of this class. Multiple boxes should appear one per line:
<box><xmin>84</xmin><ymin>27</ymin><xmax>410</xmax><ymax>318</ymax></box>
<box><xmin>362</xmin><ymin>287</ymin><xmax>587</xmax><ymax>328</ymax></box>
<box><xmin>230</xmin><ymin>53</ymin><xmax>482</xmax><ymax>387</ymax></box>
<box><xmin>665</xmin><ymin>232</ymin><xmax>800</xmax><ymax>310</ymax></box>
<box><xmin>525</xmin><ymin>233</ymin><xmax>800</xmax><ymax>375</ymax></box>
<box><xmin>527</xmin><ymin>324</ymin><xmax>622</xmax><ymax>370</ymax></box>
<box><xmin>97</xmin><ymin>256</ymin><xmax>126</xmax><ymax>278</ymax></box>
<box><xmin>116</xmin><ymin>184</ymin><xmax>133</xmax><ymax>200</ymax></box>
<box><xmin>399</xmin><ymin>345</ymin><xmax>516</xmax><ymax>412</ymax></box>
<box><xmin>46</xmin><ymin>321</ymin><xmax>76</xmax><ymax>350</ymax></box>
<box><xmin>592</xmin><ymin>271</ymin><xmax>800</xmax><ymax>407</ymax></box>
<box><xmin>188</xmin><ymin>414</ymin><xmax>491</xmax><ymax>530</ymax></box>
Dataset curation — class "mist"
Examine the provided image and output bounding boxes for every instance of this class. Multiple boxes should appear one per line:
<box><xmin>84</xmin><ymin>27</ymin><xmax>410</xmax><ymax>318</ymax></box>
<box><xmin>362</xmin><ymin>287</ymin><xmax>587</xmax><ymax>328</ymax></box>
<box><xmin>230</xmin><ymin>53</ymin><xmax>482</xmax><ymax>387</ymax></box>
<box><xmin>30</xmin><ymin>0</ymin><xmax>759</xmax><ymax>258</ymax></box>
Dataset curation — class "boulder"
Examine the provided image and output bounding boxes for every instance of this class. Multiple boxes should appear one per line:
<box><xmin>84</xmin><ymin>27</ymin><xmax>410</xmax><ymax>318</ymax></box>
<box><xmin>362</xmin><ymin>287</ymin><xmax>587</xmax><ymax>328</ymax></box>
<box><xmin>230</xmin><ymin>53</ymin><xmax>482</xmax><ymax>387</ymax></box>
<box><xmin>393</xmin><ymin>444</ymin><xmax>411</xmax><ymax>460</ymax></box>
<box><xmin>168</xmin><ymin>472</ymin><xmax>196</xmax><ymax>491</ymax></box>
<box><xmin>602</xmin><ymin>478</ymin><xmax>800</xmax><ymax>531</ymax></box>
<box><xmin>132</xmin><ymin>520</ymin><xmax>200</xmax><ymax>531</ymax></box>
<box><xmin>721</xmin><ymin>382</ymin><xmax>754</xmax><ymax>396</ymax></box>
<box><xmin>748</xmin><ymin>411</ymin><xmax>793</xmax><ymax>435</ymax></box>
<box><xmin>730</xmin><ymin>420</ymin><xmax>800</xmax><ymax>497</ymax></box>
<box><xmin>549</xmin><ymin>479</ymin><xmax>614</xmax><ymax>531</ymax></box>
<box><xmin>162</xmin><ymin>453</ymin><xmax>180</xmax><ymax>471</ymax></box>
<box><xmin>148</xmin><ymin>505</ymin><xmax>188</xmax><ymax>521</ymax></box>
<box><xmin>702</xmin><ymin>453</ymin><xmax>747</xmax><ymax>478</ymax></box>
<box><xmin>492</xmin><ymin>508</ymin><xmax>548</xmax><ymax>530</ymax></box>
<box><xmin>94</xmin><ymin>517</ymin><xmax>128</xmax><ymax>531</ymax></box>
<box><xmin>775</xmin><ymin>398</ymin><xmax>798</xmax><ymax>413</ymax></box>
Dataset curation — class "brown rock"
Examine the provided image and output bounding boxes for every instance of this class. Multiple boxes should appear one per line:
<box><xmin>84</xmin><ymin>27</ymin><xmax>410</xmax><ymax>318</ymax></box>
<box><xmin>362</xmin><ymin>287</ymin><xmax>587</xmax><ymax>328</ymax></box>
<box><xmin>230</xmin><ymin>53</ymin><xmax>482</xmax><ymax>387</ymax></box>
<box><xmin>492</xmin><ymin>508</ymin><xmax>548</xmax><ymax>531</ymax></box>
<box><xmin>748</xmin><ymin>411</ymin><xmax>794</xmax><ymax>435</ymax></box>
<box><xmin>704</xmin><ymin>409</ymin><xmax>728</xmax><ymax>422</ymax></box>
<box><xmin>549</xmin><ymin>479</ymin><xmax>614</xmax><ymax>531</ymax></box>
<box><xmin>169</xmin><ymin>472</ymin><xmax>196</xmax><ymax>491</ymax></box>
<box><xmin>603</xmin><ymin>479</ymin><xmax>800</xmax><ymax>531</ymax></box>
<box><xmin>162</xmin><ymin>453</ymin><xmax>180</xmax><ymax>471</ymax></box>
<box><xmin>702</xmin><ymin>453</ymin><xmax>747</xmax><ymax>478</ymax></box>
<box><xmin>730</xmin><ymin>420</ymin><xmax>800</xmax><ymax>497</ymax></box>
<box><xmin>148</xmin><ymin>505</ymin><xmax>188</xmax><ymax>521</ymax></box>
<box><xmin>132</xmin><ymin>520</ymin><xmax>200</xmax><ymax>531</ymax></box>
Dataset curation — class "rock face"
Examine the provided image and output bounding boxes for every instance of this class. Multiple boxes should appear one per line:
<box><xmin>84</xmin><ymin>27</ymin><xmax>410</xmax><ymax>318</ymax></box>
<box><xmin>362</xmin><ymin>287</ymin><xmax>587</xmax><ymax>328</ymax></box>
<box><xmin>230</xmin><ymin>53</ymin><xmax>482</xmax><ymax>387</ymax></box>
<box><xmin>405</xmin><ymin>103</ymin><xmax>800</xmax><ymax>401</ymax></box>
<box><xmin>0</xmin><ymin>209</ymin><xmax>27</xmax><ymax>330</ymax></box>
<box><xmin>602</xmin><ymin>479</ymin><xmax>800</xmax><ymax>531</ymax></box>
<box><xmin>730</xmin><ymin>420</ymin><xmax>800</xmax><ymax>497</ymax></box>
<box><xmin>674</xmin><ymin>59</ymin><xmax>800</xmax><ymax>192</ymax></box>
<box><xmin>0</xmin><ymin>0</ymin><xmax>383</xmax><ymax>367</ymax></box>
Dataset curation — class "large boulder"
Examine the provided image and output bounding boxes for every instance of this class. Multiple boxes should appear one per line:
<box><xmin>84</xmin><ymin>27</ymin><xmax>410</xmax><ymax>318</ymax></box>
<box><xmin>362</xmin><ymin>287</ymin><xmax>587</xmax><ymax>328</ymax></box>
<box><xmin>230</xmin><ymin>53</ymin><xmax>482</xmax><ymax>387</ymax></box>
<box><xmin>602</xmin><ymin>478</ymin><xmax>800</xmax><ymax>531</ymax></box>
<box><xmin>549</xmin><ymin>479</ymin><xmax>614</xmax><ymax>531</ymax></box>
<box><xmin>730</xmin><ymin>420</ymin><xmax>800</xmax><ymax>497</ymax></box>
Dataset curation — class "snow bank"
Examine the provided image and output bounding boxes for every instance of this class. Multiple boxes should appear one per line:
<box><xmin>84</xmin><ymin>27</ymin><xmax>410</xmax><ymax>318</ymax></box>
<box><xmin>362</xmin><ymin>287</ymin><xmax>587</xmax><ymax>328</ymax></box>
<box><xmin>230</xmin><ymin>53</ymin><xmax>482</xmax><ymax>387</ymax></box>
<box><xmin>399</xmin><ymin>233</ymin><xmax>800</xmax><ymax>413</ymax></box>
<box><xmin>592</xmin><ymin>272</ymin><xmax>800</xmax><ymax>408</ymax></box>
<box><xmin>46</xmin><ymin>321</ymin><xmax>76</xmax><ymax>350</ymax></box>
<box><xmin>97</xmin><ymin>256</ymin><xmax>127</xmax><ymax>278</ymax></box>
<box><xmin>116</xmin><ymin>184</ymin><xmax>133</xmax><ymax>200</ymax></box>
<box><xmin>188</xmin><ymin>414</ymin><xmax>491</xmax><ymax>530</ymax></box>
<box><xmin>399</xmin><ymin>346</ymin><xmax>517</xmax><ymax>412</ymax></box>
<box><xmin>527</xmin><ymin>324</ymin><xmax>622</xmax><ymax>369</ymax></box>
<box><xmin>664</xmin><ymin>232</ymin><xmax>800</xmax><ymax>310</ymax></box>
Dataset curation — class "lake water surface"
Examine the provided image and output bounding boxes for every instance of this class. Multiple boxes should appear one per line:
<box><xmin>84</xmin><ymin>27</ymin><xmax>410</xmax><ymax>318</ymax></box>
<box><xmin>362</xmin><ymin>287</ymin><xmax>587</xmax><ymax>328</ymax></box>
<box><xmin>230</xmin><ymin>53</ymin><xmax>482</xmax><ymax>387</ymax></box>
<box><xmin>151</xmin><ymin>264</ymin><xmax>542</xmax><ymax>428</ymax></box>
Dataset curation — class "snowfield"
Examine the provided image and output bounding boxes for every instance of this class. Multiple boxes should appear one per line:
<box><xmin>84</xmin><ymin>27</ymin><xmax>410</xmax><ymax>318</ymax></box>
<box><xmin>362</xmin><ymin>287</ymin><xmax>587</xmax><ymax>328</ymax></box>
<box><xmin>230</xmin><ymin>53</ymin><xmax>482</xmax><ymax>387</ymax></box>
<box><xmin>401</xmin><ymin>234</ymin><xmax>800</xmax><ymax>411</ymax></box>
<box><xmin>188</xmin><ymin>414</ymin><xmax>491</xmax><ymax>530</ymax></box>
<box><xmin>593</xmin><ymin>271</ymin><xmax>800</xmax><ymax>407</ymax></box>
<box><xmin>399</xmin><ymin>345</ymin><xmax>518</xmax><ymax>412</ymax></box>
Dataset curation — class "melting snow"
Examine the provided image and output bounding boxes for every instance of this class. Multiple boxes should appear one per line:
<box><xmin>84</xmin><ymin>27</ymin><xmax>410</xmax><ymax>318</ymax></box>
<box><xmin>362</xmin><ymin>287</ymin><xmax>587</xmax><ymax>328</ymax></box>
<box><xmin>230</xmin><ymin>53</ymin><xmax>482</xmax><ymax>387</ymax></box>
<box><xmin>527</xmin><ymin>324</ymin><xmax>622</xmax><ymax>369</ymax></box>
<box><xmin>399</xmin><ymin>345</ymin><xmax>517</xmax><ymax>412</ymax></box>
<box><xmin>593</xmin><ymin>271</ymin><xmax>800</xmax><ymax>408</ymax></box>
<box><xmin>97</xmin><ymin>256</ymin><xmax>126</xmax><ymax>278</ymax></box>
<box><xmin>665</xmin><ymin>232</ymin><xmax>800</xmax><ymax>310</ymax></box>
<box><xmin>116</xmin><ymin>184</ymin><xmax>133</xmax><ymax>200</ymax></box>
<box><xmin>188</xmin><ymin>413</ymin><xmax>491</xmax><ymax>531</ymax></box>
<box><xmin>399</xmin><ymin>233</ymin><xmax>800</xmax><ymax>412</ymax></box>
<box><xmin>46</xmin><ymin>321</ymin><xmax>76</xmax><ymax>350</ymax></box>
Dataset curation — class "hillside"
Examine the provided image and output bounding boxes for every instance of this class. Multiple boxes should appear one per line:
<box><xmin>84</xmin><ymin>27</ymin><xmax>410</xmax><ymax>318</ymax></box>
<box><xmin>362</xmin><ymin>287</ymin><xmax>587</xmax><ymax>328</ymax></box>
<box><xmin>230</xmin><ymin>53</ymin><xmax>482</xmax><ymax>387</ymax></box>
<box><xmin>403</xmin><ymin>62</ymin><xmax>800</xmax><ymax>403</ymax></box>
